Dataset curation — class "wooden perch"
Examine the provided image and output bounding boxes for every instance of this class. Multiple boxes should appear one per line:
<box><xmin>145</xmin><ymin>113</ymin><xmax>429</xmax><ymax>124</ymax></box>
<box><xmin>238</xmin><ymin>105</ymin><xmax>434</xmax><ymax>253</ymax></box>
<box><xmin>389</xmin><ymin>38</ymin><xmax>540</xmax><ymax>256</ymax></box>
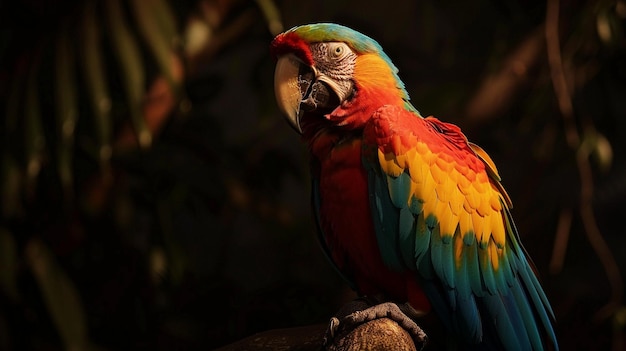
<box><xmin>327</xmin><ymin>318</ymin><xmax>418</xmax><ymax>351</ymax></box>
<box><xmin>216</xmin><ymin>318</ymin><xmax>418</xmax><ymax>351</ymax></box>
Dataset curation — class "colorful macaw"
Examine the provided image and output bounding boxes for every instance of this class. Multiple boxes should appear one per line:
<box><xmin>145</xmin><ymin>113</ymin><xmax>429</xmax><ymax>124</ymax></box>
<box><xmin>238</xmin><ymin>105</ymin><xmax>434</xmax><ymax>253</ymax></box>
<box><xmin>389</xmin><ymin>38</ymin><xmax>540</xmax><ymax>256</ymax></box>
<box><xmin>271</xmin><ymin>23</ymin><xmax>558</xmax><ymax>350</ymax></box>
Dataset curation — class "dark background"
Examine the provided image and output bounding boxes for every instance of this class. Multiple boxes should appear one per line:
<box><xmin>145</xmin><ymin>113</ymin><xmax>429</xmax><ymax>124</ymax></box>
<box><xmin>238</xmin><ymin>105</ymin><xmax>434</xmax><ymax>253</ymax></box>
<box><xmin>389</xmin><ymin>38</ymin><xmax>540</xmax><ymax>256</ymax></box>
<box><xmin>1</xmin><ymin>0</ymin><xmax>625</xmax><ymax>349</ymax></box>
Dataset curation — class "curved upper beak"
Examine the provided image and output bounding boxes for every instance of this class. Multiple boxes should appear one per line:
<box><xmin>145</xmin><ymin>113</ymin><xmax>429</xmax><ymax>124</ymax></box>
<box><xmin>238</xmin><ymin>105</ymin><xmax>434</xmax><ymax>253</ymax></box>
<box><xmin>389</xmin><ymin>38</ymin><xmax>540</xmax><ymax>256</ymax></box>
<box><xmin>274</xmin><ymin>54</ymin><xmax>306</xmax><ymax>133</ymax></box>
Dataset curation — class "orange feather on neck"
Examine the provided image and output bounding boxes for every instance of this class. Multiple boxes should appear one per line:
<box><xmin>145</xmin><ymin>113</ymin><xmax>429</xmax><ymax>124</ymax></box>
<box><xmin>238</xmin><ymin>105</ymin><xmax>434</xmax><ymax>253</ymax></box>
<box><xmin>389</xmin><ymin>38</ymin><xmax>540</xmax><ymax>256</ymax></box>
<box><xmin>321</xmin><ymin>54</ymin><xmax>407</xmax><ymax>132</ymax></box>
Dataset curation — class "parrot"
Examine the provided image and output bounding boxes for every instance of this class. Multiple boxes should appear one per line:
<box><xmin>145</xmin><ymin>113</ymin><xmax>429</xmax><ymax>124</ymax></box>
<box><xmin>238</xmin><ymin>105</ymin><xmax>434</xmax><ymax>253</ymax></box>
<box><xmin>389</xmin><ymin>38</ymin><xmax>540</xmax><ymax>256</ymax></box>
<box><xmin>271</xmin><ymin>23</ymin><xmax>558</xmax><ymax>350</ymax></box>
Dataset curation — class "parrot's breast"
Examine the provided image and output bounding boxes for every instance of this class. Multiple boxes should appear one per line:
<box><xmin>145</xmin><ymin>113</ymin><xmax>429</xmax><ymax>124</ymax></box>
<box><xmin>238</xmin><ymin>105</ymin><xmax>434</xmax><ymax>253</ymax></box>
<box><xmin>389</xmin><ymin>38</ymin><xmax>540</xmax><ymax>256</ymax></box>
<box><xmin>312</xmin><ymin>133</ymin><xmax>429</xmax><ymax>310</ymax></box>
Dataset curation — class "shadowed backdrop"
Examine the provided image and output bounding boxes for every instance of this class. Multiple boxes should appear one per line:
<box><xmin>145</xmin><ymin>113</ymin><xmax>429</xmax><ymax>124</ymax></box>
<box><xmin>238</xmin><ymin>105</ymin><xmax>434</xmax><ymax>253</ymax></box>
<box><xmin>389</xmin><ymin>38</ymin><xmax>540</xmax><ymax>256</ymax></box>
<box><xmin>1</xmin><ymin>0</ymin><xmax>625</xmax><ymax>350</ymax></box>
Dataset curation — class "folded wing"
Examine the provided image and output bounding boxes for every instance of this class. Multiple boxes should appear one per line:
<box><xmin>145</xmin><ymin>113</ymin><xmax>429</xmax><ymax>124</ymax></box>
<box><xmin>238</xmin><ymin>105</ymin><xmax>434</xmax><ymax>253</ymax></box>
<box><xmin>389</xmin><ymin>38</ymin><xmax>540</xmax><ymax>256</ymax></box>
<box><xmin>362</xmin><ymin>105</ymin><xmax>558</xmax><ymax>350</ymax></box>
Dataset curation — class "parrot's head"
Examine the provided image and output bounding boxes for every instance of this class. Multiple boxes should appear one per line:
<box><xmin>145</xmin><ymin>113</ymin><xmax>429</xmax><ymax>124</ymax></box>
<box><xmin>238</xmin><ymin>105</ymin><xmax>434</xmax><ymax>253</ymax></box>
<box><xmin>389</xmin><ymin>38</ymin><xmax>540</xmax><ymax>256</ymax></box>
<box><xmin>271</xmin><ymin>23</ymin><xmax>413</xmax><ymax>136</ymax></box>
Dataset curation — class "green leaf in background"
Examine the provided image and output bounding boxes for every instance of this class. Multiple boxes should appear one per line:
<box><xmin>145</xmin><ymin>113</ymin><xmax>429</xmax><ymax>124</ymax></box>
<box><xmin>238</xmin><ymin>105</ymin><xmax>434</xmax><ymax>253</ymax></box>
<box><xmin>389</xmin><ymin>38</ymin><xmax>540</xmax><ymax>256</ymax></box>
<box><xmin>0</xmin><ymin>228</ymin><xmax>18</xmax><ymax>302</ymax></box>
<box><xmin>81</xmin><ymin>0</ymin><xmax>113</xmax><ymax>171</ymax></box>
<box><xmin>26</xmin><ymin>238</ymin><xmax>91</xmax><ymax>351</ymax></box>
<box><xmin>2</xmin><ymin>68</ymin><xmax>24</xmax><ymax>218</ymax></box>
<box><xmin>131</xmin><ymin>0</ymin><xmax>180</xmax><ymax>97</ymax></box>
<box><xmin>106</xmin><ymin>0</ymin><xmax>152</xmax><ymax>148</ymax></box>
<box><xmin>24</xmin><ymin>54</ymin><xmax>45</xmax><ymax>194</ymax></box>
<box><xmin>255</xmin><ymin>0</ymin><xmax>284</xmax><ymax>35</ymax></box>
<box><xmin>55</xmin><ymin>23</ymin><xmax>78</xmax><ymax>196</ymax></box>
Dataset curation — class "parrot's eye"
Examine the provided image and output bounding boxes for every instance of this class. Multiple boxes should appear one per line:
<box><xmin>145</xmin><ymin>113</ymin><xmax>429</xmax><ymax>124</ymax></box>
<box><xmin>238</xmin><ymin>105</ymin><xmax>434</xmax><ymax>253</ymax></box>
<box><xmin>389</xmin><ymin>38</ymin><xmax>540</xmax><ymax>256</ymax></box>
<box><xmin>328</xmin><ymin>43</ymin><xmax>350</xmax><ymax>60</ymax></box>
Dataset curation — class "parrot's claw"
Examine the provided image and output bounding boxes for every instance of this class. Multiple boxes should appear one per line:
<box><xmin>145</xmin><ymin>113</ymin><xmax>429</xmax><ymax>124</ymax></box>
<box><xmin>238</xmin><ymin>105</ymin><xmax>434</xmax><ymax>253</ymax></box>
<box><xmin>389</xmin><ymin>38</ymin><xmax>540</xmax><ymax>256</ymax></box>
<box><xmin>323</xmin><ymin>300</ymin><xmax>428</xmax><ymax>349</ymax></box>
<box><xmin>323</xmin><ymin>316</ymin><xmax>340</xmax><ymax>346</ymax></box>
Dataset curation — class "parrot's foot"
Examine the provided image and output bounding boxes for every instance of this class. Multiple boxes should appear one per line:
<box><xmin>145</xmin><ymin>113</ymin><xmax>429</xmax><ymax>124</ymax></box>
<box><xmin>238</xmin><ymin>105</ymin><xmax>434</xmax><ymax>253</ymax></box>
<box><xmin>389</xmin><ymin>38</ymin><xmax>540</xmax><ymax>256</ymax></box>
<box><xmin>324</xmin><ymin>299</ymin><xmax>428</xmax><ymax>350</ymax></box>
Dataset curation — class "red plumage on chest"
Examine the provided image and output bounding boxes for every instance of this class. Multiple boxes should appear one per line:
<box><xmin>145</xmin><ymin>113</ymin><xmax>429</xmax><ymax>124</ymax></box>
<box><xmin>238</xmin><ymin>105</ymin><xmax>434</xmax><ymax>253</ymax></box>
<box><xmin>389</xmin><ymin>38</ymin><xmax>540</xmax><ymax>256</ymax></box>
<box><xmin>311</xmin><ymin>133</ymin><xmax>430</xmax><ymax>311</ymax></box>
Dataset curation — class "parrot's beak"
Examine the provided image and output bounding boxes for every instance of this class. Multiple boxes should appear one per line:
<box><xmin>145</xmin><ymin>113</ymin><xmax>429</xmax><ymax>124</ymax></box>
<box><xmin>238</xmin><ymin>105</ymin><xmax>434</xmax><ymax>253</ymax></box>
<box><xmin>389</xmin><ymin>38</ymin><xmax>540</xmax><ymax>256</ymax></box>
<box><xmin>274</xmin><ymin>54</ymin><xmax>341</xmax><ymax>134</ymax></box>
<box><xmin>274</xmin><ymin>54</ymin><xmax>304</xmax><ymax>133</ymax></box>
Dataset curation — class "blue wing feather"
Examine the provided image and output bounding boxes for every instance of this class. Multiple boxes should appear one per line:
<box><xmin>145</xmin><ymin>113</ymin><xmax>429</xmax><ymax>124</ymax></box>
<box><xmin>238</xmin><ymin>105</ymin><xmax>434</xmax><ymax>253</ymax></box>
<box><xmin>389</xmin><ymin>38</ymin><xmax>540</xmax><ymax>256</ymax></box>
<box><xmin>455</xmin><ymin>241</ymin><xmax>471</xmax><ymax>298</ymax></box>
<box><xmin>483</xmin><ymin>293</ymin><xmax>524</xmax><ymax>351</ymax></box>
<box><xmin>510</xmin><ymin>276</ymin><xmax>544</xmax><ymax>350</ymax></box>
<box><xmin>430</xmin><ymin>224</ymin><xmax>445</xmax><ymax>283</ymax></box>
<box><xmin>414</xmin><ymin>208</ymin><xmax>431</xmax><ymax>268</ymax></box>
<box><xmin>368</xmin><ymin>167</ymin><xmax>405</xmax><ymax>271</ymax></box>
<box><xmin>441</xmin><ymin>235</ymin><xmax>456</xmax><ymax>289</ymax></box>
<box><xmin>457</xmin><ymin>290</ymin><xmax>482</xmax><ymax>341</ymax></box>
<box><xmin>505</xmin><ymin>208</ymin><xmax>558</xmax><ymax>347</ymax></box>
<box><xmin>387</xmin><ymin>172</ymin><xmax>412</xmax><ymax>207</ymax></box>
<box><xmin>465</xmin><ymin>237</ymin><xmax>485</xmax><ymax>298</ymax></box>
<box><xmin>479</xmin><ymin>247</ymin><xmax>498</xmax><ymax>295</ymax></box>
<box><xmin>399</xmin><ymin>207</ymin><xmax>417</xmax><ymax>267</ymax></box>
<box><xmin>409</xmin><ymin>195</ymin><xmax>424</xmax><ymax>214</ymax></box>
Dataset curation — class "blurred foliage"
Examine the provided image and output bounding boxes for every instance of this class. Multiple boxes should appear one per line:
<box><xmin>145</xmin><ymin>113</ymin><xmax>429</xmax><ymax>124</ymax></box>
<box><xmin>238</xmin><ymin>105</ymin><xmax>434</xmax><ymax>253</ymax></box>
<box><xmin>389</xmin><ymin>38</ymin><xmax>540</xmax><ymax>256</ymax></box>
<box><xmin>0</xmin><ymin>0</ymin><xmax>625</xmax><ymax>350</ymax></box>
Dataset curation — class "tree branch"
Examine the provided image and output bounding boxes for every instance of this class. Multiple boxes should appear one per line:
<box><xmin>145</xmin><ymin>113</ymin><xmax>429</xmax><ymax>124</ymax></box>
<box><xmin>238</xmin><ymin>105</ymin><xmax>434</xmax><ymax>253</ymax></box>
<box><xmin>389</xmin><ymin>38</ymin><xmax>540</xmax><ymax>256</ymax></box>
<box><xmin>216</xmin><ymin>318</ymin><xmax>418</xmax><ymax>351</ymax></box>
